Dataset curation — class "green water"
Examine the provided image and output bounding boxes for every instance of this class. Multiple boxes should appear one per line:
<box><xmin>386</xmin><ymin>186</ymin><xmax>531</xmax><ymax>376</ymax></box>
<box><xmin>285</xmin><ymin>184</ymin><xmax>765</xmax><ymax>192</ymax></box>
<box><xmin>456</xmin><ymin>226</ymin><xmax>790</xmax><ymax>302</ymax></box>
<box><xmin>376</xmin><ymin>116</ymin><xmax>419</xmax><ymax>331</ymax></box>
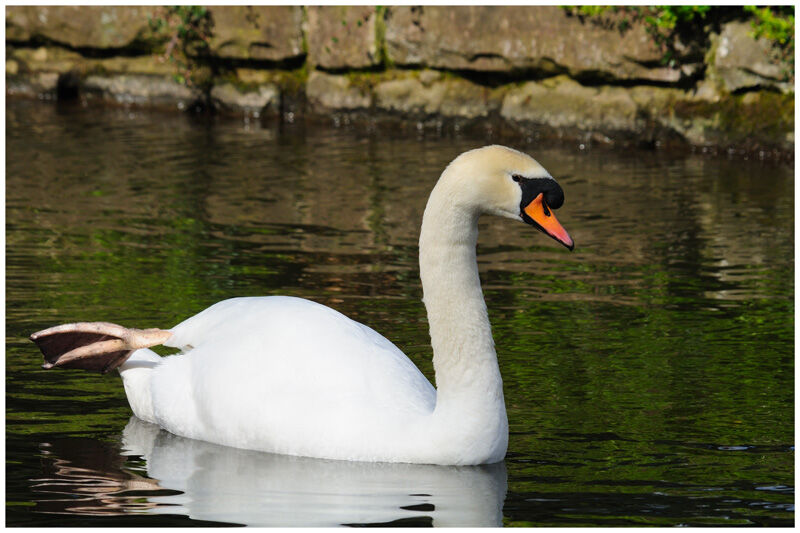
<box><xmin>6</xmin><ymin>99</ymin><xmax>794</xmax><ymax>526</ymax></box>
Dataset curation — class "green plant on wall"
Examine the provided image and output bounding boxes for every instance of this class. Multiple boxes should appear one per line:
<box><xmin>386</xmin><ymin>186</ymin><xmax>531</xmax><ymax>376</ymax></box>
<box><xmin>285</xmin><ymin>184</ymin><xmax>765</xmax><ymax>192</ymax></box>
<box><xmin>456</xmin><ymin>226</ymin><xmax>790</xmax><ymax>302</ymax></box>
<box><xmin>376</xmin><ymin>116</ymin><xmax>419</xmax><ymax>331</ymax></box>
<box><xmin>744</xmin><ymin>5</ymin><xmax>794</xmax><ymax>76</ymax></box>
<box><xmin>563</xmin><ymin>6</ymin><xmax>711</xmax><ymax>66</ymax></box>
<box><xmin>148</xmin><ymin>6</ymin><xmax>214</xmax><ymax>96</ymax></box>
<box><xmin>375</xmin><ymin>6</ymin><xmax>393</xmax><ymax>68</ymax></box>
<box><xmin>563</xmin><ymin>5</ymin><xmax>794</xmax><ymax>79</ymax></box>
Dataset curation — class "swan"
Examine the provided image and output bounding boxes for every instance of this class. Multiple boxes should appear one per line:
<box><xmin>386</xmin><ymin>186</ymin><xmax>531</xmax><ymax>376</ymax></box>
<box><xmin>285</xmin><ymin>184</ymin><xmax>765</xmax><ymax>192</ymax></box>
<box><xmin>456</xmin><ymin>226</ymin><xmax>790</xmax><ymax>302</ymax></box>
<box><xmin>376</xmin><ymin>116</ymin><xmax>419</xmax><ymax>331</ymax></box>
<box><xmin>30</xmin><ymin>145</ymin><xmax>574</xmax><ymax>466</ymax></box>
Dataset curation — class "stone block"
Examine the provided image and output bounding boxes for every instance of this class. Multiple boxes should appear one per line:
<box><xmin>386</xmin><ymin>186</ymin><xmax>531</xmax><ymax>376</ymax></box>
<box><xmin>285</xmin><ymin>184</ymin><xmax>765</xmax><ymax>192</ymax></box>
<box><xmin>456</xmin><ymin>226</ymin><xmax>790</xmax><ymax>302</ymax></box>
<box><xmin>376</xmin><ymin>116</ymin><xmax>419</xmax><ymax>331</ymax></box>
<box><xmin>95</xmin><ymin>55</ymin><xmax>175</xmax><ymax>76</ymax></box>
<box><xmin>710</xmin><ymin>21</ymin><xmax>791</xmax><ymax>93</ymax></box>
<box><xmin>9</xmin><ymin>46</ymin><xmax>84</xmax><ymax>74</ymax></box>
<box><xmin>35</xmin><ymin>72</ymin><xmax>59</xmax><ymax>93</ymax></box>
<box><xmin>501</xmin><ymin>76</ymin><xmax>639</xmax><ymax>132</ymax></box>
<box><xmin>375</xmin><ymin>74</ymin><xmax>499</xmax><ymax>119</ymax></box>
<box><xmin>385</xmin><ymin>6</ymin><xmax>681</xmax><ymax>83</ymax></box>
<box><xmin>236</xmin><ymin>68</ymin><xmax>274</xmax><ymax>85</ymax></box>
<box><xmin>83</xmin><ymin>74</ymin><xmax>198</xmax><ymax>108</ymax></box>
<box><xmin>6</xmin><ymin>71</ymin><xmax>60</xmax><ymax>99</ymax></box>
<box><xmin>307</xmin><ymin>6</ymin><xmax>379</xmax><ymax>69</ymax></box>
<box><xmin>209</xmin><ymin>6</ymin><xmax>304</xmax><ymax>62</ymax></box>
<box><xmin>306</xmin><ymin>71</ymin><xmax>371</xmax><ymax>111</ymax></box>
<box><xmin>6</xmin><ymin>6</ymin><xmax>155</xmax><ymax>49</ymax></box>
<box><xmin>211</xmin><ymin>82</ymin><xmax>279</xmax><ymax>114</ymax></box>
<box><xmin>375</xmin><ymin>78</ymin><xmax>439</xmax><ymax>115</ymax></box>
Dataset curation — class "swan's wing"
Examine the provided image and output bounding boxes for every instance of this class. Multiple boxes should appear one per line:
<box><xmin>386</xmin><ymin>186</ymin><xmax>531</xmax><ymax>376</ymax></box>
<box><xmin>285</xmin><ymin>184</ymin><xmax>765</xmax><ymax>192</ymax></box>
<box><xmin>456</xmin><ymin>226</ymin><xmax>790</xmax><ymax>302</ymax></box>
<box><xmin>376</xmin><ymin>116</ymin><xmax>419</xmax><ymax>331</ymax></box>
<box><xmin>153</xmin><ymin>297</ymin><xmax>435</xmax><ymax>453</ymax></box>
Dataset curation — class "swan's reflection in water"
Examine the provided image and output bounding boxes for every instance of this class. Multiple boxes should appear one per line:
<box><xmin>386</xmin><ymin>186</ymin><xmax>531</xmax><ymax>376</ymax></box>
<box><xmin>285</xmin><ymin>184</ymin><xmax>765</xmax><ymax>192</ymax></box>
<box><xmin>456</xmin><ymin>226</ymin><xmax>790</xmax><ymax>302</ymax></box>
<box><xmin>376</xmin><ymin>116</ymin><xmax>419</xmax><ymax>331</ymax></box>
<box><xmin>35</xmin><ymin>417</ymin><xmax>507</xmax><ymax>526</ymax></box>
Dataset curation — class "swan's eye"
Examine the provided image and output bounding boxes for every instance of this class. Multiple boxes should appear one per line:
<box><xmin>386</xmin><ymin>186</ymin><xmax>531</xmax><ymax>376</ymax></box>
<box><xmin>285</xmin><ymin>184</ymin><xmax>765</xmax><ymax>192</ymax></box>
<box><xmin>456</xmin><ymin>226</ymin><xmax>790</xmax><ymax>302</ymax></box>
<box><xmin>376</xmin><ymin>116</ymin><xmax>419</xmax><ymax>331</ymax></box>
<box><xmin>511</xmin><ymin>174</ymin><xmax>523</xmax><ymax>183</ymax></box>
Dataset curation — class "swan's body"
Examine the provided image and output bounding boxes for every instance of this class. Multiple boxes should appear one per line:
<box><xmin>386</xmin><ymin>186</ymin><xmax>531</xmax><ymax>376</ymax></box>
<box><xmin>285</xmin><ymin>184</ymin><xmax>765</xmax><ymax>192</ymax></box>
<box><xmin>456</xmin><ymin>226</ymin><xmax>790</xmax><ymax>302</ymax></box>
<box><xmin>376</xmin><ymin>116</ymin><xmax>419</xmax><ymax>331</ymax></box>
<box><xmin>124</xmin><ymin>296</ymin><xmax>452</xmax><ymax>463</ymax></box>
<box><xmin>32</xmin><ymin>145</ymin><xmax>573</xmax><ymax>466</ymax></box>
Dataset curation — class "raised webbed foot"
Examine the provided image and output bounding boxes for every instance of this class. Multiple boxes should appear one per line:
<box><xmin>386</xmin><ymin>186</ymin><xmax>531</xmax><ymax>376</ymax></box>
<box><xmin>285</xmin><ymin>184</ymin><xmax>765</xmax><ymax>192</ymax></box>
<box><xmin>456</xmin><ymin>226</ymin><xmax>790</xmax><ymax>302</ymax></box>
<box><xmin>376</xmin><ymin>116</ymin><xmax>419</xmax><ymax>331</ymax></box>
<box><xmin>30</xmin><ymin>322</ymin><xmax>172</xmax><ymax>373</ymax></box>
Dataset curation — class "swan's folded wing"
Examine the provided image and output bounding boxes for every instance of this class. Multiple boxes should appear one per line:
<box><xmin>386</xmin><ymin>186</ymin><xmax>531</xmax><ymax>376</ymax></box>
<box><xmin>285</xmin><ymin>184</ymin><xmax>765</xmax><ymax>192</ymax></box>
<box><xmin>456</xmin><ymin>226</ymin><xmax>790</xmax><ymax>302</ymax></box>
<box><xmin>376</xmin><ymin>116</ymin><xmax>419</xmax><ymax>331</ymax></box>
<box><xmin>151</xmin><ymin>296</ymin><xmax>436</xmax><ymax>453</ymax></box>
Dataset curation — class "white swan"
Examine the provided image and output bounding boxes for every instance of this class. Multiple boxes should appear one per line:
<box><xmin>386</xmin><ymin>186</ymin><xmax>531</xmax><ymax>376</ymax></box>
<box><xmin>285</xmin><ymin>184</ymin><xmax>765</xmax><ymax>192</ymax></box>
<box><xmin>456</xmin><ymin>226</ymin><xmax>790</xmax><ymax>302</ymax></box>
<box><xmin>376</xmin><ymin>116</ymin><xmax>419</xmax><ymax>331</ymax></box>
<box><xmin>31</xmin><ymin>145</ymin><xmax>573</xmax><ymax>466</ymax></box>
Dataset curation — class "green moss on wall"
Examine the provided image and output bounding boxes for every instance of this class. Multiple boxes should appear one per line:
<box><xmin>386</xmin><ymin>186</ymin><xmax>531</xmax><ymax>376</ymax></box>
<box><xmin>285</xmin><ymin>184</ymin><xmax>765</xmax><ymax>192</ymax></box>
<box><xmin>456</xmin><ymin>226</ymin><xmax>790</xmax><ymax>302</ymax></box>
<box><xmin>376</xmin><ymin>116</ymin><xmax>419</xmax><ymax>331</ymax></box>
<box><xmin>674</xmin><ymin>91</ymin><xmax>794</xmax><ymax>145</ymax></box>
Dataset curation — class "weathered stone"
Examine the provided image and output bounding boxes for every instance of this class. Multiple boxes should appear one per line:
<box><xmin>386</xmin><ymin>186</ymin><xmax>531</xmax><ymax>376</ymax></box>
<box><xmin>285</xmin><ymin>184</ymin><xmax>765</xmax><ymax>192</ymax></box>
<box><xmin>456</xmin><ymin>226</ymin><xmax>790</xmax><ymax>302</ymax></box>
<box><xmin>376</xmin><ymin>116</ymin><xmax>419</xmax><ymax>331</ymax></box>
<box><xmin>307</xmin><ymin>6</ymin><xmax>378</xmax><ymax>69</ymax></box>
<box><xmin>10</xmin><ymin>46</ymin><xmax>177</xmax><ymax>78</ymax></box>
<box><xmin>6</xmin><ymin>71</ymin><xmax>60</xmax><ymax>99</ymax></box>
<box><xmin>6</xmin><ymin>6</ymin><xmax>155</xmax><ymax>49</ymax></box>
<box><xmin>95</xmin><ymin>55</ymin><xmax>175</xmax><ymax>76</ymax></box>
<box><xmin>418</xmin><ymin>69</ymin><xmax>441</xmax><ymax>86</ymax></box>
<box><xmin>671</xmin><ymin>91</ymin><xmax>794</xmax><ymax>149</ymax></box>
<box><xmin>6</xmin><ymin>59</ymin><xmax>19</xmax><ymax>76</ymax></box>
<box><xmin>628</xmin><ymin>85</ymin><xmax>682</xmax><ymax>112</ymax></box>
<box><xmin>501</xmin><ymin>76</ymin><xmax>639</xmax><ymax>132</ymax></box>
<box><xmin>307</xmin><ymin>71</ymin><xmax>371</xmax><ymax>111</ymax></box>
<box><xmin>385</xmin><ymin>6</ymin><xmax>682</xmax><ymax>83</ymax></box>
<box><xmin>209</xmin><ymin>6</ymin><xmax>304</xmax><ymax>62</ymax></box>
<box><xmin>83</xmin><ymin>74</ymin><xmax>198</xmax><ymax>108</ymax></box>
<box><xmin>33</xmin><ymin>72</ymin><xmax>58</xmax><ymax>92</ymax></box>
<box><xmin>437</xmin><ymin>80</ymin><xmax>501</xmax><ymax>119</ymax></box>
<box><xmin>30</xmin><ymin>72</ymin><xmax>59</xmax><ymax>94</ymax></box>
<box><xmin>236</xmin><ymin>68</ymin><xmax>274</xmax><ymax>85</ymax></box>
<box><xmin>211</xmin><ymin>82</ymin><xmax>279</xmax><ymax>114</ymax></box>
<box><xmin>32</xmin><ymin>48</ymin><xmax>47</xmax><ymax>63</ymax></box>
<box><xmin>9</xmin><ymin>46</ymin><xmax>84</xmax><ymax>74</ymax></box>
<box><xmin>375</xmin><ymin>75</ymin><xmax>499</xmax><ymax>119</ymax></box>
<box><xmin>625</xmin><ymin>85</ymin><xmax>794</xmax><ymax>150</ymax></box>
<box><xmin>710</xmin><ymin>21</ymin><xmax>791</xmax><ymax>93</ymax></box>
<box><xmin>374</xmin><ymin>78</ymin><xmax>438</xmax><ymax>115</ymax></box>
<box><xmin>626</xmin><ymin>86</ymin><xmax>688</xmax><ymax>145</ymax></box>
<box><xmin>690</xmin><ymin>79</ymin><xmax>723</xmax><ymax>103</ymax></box>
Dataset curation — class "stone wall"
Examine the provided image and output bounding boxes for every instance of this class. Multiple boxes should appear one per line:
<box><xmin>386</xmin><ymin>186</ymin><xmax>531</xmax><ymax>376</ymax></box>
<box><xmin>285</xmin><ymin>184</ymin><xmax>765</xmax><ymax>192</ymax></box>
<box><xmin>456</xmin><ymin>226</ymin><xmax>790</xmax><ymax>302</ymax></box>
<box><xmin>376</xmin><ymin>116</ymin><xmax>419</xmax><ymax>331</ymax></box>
<box><xmin>6</xmin><ymin>6</ymin><xmax>794</xmax><ymax>155</ymax></box>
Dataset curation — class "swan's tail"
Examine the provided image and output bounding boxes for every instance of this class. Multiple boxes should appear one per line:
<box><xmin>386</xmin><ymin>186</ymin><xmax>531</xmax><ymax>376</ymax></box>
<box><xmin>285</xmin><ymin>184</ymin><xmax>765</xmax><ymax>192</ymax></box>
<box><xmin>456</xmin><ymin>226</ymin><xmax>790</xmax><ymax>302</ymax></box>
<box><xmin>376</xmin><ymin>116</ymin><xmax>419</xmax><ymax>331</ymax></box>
<box><xmin>30</xmin><ymin>322</ymin><xmax>172</xmax><ymax>374</ymax></box>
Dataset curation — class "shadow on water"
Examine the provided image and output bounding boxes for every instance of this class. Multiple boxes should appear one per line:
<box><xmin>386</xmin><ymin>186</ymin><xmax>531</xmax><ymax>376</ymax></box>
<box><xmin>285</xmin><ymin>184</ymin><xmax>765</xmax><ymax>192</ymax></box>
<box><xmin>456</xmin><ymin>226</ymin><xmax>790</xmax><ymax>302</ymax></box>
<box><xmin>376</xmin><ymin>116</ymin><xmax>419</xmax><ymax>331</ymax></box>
<box><xmin>6</xmin><ymin>99</ymin><xmax>794</xmax><ymax>526</ymax></box>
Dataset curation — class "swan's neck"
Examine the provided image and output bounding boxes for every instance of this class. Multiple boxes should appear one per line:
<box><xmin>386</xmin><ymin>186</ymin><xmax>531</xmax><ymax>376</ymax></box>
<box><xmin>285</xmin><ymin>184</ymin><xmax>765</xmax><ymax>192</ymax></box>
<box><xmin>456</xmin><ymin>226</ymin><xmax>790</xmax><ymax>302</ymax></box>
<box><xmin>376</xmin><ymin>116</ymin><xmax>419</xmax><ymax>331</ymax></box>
<box><xmin>419</xmin><ymin>180</ymin><xmax>507</xmax><ymax>459</ymax></box>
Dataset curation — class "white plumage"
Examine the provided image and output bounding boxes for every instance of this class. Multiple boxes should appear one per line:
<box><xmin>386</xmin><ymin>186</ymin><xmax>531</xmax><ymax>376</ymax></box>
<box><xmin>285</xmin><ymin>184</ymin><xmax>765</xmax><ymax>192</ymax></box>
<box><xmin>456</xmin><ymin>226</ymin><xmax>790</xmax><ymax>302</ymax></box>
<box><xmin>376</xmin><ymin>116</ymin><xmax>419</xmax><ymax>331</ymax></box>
<box><xmin>132</xmin><ymin>296</ymin><xmax>436</xmax><ymax>461</ymax></box>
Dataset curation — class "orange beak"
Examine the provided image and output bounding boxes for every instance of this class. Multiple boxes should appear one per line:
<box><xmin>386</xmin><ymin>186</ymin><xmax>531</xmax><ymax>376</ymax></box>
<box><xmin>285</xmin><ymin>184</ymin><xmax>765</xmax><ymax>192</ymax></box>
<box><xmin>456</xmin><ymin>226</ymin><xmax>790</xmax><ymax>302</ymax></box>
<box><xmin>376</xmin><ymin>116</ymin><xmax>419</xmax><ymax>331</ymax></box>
<box><xmin>523</xmin><ymin>193</ymin><xmax>574</xmax><ymax>250</ymax></box>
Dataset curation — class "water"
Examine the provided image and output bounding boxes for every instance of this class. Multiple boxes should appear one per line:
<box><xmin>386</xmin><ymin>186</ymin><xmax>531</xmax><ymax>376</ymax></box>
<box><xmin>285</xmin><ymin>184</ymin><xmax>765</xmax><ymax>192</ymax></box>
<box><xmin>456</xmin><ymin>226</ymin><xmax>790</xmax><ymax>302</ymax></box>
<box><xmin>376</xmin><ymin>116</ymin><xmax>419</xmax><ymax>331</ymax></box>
<box><xmin>6</xmin><ymin>99</ymin><xmax>794</xmax><ymax>527</ymax></box>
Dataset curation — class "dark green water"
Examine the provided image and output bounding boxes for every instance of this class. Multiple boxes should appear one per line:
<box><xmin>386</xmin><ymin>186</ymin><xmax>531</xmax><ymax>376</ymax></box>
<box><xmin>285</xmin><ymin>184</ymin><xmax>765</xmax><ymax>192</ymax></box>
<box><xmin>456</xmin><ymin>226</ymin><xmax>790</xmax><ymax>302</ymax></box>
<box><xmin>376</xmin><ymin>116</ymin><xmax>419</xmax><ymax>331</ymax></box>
<box><xmin>6</xmin><ymin>99</ymin><xmax>794</xmax><ymax>526</ymax></box>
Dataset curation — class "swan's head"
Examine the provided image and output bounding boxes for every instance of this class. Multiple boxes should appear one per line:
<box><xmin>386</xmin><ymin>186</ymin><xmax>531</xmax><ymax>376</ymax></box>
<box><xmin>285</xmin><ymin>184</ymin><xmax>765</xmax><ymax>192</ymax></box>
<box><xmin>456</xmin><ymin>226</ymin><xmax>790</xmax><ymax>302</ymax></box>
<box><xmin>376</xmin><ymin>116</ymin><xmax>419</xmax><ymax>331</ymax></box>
<box><xmin>443</xmin><ymin>145</ymin><xmax>574</xmax><ymax>250</ymax></box>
